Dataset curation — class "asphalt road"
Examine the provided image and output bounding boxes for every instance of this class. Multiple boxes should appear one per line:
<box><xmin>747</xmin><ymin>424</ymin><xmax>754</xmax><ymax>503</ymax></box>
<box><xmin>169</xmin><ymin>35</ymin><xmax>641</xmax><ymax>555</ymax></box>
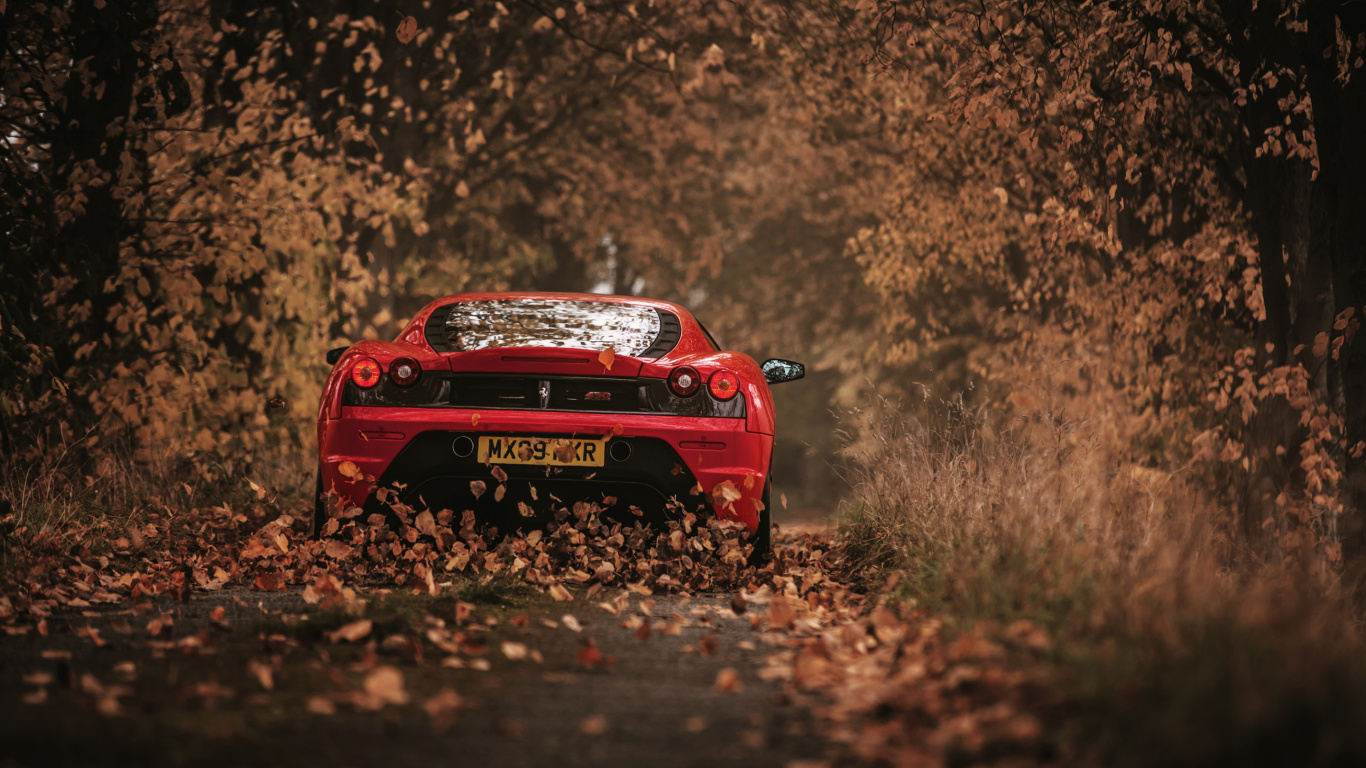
<box><xmin>0</xmin><ymin>586</ymin><xmax>828</xmax><ymax>768</ymax></box>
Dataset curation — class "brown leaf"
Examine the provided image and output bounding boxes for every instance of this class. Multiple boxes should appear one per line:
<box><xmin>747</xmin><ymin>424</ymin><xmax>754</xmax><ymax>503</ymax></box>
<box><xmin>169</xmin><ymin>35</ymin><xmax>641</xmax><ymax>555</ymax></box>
<box><xmin>324</xmin><ymin>539</ymin><xmax>354</xmax><ymax>560</ymax></box>
<box><xmin>338</xmin><ymin>461</ymin><xmax>362</xmax><ymax>480</ymax></box>
<box><xmin>548</xmin><ymin>582</ymin><xmax>573</xmax><ymax>602</ymax></box>
<box><xmin>248</xmin><ymin>659</ymin><xmax>274</xmax><ymax>690</ymax></box>
<box><xmin>328</xmin><ymin>619</ymin><xmax>373</xmax><ymax>643</ymax></box>
<box><xmin>730</xmin><ymin>593</ymin><xmax>747</xmax><ymax>615</ymax></box>
<box><xmin>424</xmin><ymin>687</ymin><xmax>463</xmax><ymax>728</ymax></box>
<box><xmin>765</xmin><ymin>595</ymin><xmax>796</xmax><ymax>630</ymax></box>
<box><xmin>580</xmin><ymin>714</ymin><xmax>607</xmax><ymax>735</ymax></box>
<box><xmin>598</xmin><ymin>347</ymin><xmax>615</xmax><ymax>370</ymax></box>
<box><xmin>470</xmin><ymin>480</ymin><xmax>486</xmax><ymax>500</ymax></box>
<box><xmin>495</xmin><ymin>484</ymin><xmax>507</xmax><ymax>502</ymax></box>
<box><xmin>699</xmin><ymin>635</ymin><xmax>718</xmax><ymax>656</ymax></box>
<box><xmin>363</xmin><ymin>665</ymin><xmax>409</xmax><ymax>706</ymax></box>
<box><xmin>416</xmin><ymin>510</ymin><xmax>437</xmax><ymax>537</ymax></box>
<box><xmin>395</xmin><ymin>15</ymin><xmax>418</xmax><ymax>43</ymax></box>
<box><xmin>714</xmin><ymin>667</ymin><xmax>742</xmax><ymax>693</ymax></box>
<box><xmin>552</xmin><ymin>439</ymin><xmax>577</xmax><ymax>463</ymax></box>
<box><xmin>711</xmin><ymin>480</ymin><xmax>742</xmax><ymax>508</ymax></box>
<box><xmin>491</xmin><ymin>466</ymin><xmax>508</xmax><ymax>483</ymax></box>
<box><xmin>252</xmin><ymin>573</ymin><xmax>287</xmax><ymax>592</ymax></box>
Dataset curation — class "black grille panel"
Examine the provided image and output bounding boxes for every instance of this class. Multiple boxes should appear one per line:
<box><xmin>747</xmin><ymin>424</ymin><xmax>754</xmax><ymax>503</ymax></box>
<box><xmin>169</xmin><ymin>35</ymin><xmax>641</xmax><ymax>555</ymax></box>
<box><xmin>551</xmin><ymin>379</ymin><xmax>641</xmax><ymax>411</ymax></box>
<box><xmin>452</xmin><ymin>375</ymin><xmax>540</xmax><ymax>409</ymax></box>
<box><xmin>343</xmin><ymin>373</ymin><xmax>744</xmax><ymax>418</ymax></box>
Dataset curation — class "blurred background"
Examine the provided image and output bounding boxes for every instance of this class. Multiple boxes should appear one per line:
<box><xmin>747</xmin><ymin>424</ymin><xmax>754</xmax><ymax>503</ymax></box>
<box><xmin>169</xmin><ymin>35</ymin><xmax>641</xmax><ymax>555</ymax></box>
<box><xmin>4</xmin><ymin>0</ymin><xmax>1366</xmax><ymax>545</ymax></box>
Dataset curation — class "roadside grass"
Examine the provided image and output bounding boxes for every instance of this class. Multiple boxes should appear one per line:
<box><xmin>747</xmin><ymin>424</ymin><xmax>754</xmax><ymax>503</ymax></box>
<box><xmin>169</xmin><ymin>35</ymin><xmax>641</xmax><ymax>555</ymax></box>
<box><xmin>840</xmin><ymin>395</ymin><xmax>1366</xmax><ymax>766</ymax></box>
<box><xmin>0</xmin><ymin>438</ymin><xmax>313</xmax><ymax>574</ymax></box>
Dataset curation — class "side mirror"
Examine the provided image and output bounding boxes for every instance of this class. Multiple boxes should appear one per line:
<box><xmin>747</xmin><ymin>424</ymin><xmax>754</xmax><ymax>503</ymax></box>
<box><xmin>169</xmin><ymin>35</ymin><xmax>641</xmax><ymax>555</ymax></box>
<box><xmin>326</xmin><ymin>346</ymin><xmax>350</xmax><ymax>365</ymax></box>
<box><xmin>761</xmin><ymin>358</ymin><xmax>805</xmax><ymax>385</ymax></box>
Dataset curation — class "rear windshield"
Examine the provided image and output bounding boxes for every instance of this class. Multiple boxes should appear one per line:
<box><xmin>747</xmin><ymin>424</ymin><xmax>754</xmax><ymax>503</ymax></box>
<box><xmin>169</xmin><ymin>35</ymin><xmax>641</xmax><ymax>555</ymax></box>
<box><xmin>426</xmin><ymin>299</ymin><xmax>666</xmax><ymax>357</ymax></box>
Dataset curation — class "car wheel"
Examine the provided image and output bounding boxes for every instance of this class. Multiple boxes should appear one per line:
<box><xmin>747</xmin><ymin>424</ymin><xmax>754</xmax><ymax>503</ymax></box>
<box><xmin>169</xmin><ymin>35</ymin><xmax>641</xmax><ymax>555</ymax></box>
<box><xmin>310</xmin><ymin>468</ymin><xmax>325</xmax><ymax>539</ymax></box>
<box><xmin>749</xmin><ymin>472</ymin><xmax>773</xmax><ymax>564</ymax></box>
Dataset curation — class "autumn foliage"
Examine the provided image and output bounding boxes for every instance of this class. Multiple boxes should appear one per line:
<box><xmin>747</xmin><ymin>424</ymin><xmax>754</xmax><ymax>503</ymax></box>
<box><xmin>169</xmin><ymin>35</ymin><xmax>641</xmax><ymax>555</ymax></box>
<box><xmin>4</xmin><ymin>0</ymin><xmax>1366</xmax><ymax>763</ymax></box>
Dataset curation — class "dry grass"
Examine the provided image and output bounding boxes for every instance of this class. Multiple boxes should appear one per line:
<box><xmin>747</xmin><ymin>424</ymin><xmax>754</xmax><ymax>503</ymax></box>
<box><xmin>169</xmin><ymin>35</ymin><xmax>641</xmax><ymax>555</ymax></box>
<box><xmin>840</xmin><ymin>394</ymin><xmax>1366</xmax><ymax>765</ymax></box>
<box><xmin>0</xmin><ymin>433</ymin><xmax>313</xmax><ymax>570</ymax></box>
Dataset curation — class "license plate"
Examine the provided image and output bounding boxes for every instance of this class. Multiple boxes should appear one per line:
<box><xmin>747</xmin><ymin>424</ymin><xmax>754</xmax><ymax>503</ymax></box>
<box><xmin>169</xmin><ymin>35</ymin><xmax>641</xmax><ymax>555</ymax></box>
<box><xmin>478</xmin><ymin>436</ymin><xmax>606</xmax><ymax>467</ymax></box>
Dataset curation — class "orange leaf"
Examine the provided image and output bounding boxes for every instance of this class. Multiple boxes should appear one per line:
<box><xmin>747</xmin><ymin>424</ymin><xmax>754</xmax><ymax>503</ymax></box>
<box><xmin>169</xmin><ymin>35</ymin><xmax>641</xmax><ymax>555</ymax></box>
<box><xmin>395</xmin><ymin>15</ymin><xmax>418</xmax><ymax>43</ymax></box>
<box><xmin>598</xmin><ymin>347</ymin><xmax>615</xmax><ymax>370</ymax></box>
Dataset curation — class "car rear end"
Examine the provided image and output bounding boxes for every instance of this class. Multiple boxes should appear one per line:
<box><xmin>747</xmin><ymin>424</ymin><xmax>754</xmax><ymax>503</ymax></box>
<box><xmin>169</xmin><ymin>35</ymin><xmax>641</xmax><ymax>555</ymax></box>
<box><xmin>316</xmin><ymin>294</ymin><xmax>773</xmax><ymax>537</ymax></box>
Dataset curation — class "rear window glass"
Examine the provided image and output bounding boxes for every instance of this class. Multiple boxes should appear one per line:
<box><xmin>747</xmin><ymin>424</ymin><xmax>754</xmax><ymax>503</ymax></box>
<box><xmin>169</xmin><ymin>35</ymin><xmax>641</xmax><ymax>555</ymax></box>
<box><xmin>427</xmin><ymin>299</ymin><xmax>664</xmax><ymax>357</ymax></box>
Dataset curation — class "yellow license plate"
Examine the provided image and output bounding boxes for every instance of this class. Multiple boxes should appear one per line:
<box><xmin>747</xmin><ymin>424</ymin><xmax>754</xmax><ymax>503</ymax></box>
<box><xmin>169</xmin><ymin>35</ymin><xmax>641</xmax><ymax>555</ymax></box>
<box><xmin>478</xmin><ymin>436</ymin><xmax>606</xmax><ymax>467</ymax></box>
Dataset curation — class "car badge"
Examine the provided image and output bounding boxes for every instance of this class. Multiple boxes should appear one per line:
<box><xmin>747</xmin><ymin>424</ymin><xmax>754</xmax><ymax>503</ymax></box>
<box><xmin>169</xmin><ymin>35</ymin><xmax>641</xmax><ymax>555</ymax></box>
<box><xmin>539</xmin><ymin>380</ymin><xmax>550</xmax><ymax>408</ymax></box>
<box><xmin>585</xmin><ymin>391</ymin><xmax>611</xmax><ymax>401</ymax></box>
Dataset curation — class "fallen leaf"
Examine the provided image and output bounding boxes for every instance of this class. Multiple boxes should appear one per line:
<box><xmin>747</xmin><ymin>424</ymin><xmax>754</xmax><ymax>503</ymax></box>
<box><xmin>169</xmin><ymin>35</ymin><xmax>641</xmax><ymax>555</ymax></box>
<box><xmin>470</xmin><ymin>480</ymin><xmax>486</xmax><ymax>499</ymax></box>
<box><xmin>715</xmin><ymin>667</ymin><xmax>742</xmax><ymax>693</ymax></box>
<box><xmin>598</xmin><ymin>347</ymin><xmax>615</xmax><ymax>370</ymax></box>
<box><xmin>561</xmin><ymin>614</ymin><xmax>583</xmax><ymax>632</ymax></box>
<box><xmin>699</xmin><ymin>635</ymin><xmax>718</xmax><ymax>656</ymax></box>
<box><xmin>248</xmin><ymin>659</ymin><xmax>274</xmax><ymax>690</ymax></box>
<box><xmin>338</xmin><ymin>461</ymin><xmax>362</xmax><ymax>480</ymax></box>
<box><xmin>253</xmin><ymin>573</ymin><xmax>287</xmax><ymax>592</ymax></box>
<box><xmin>711</xmin><ymin>480</ymin><xmax>742</xmax><ymax>508</ymax></box>
<box><xmin>581</xmin><ymin>714</ymin><xmax>607</xmax><ymax>735</ymax></box>
<box><xmin>328</xmin><ymin>619</ymin><xmax>373</xmax><ymax>643</ymax></box>
<box><xmin>324</xmin><ymin>540</ymin><xmax>354</xmax><ymax>560</ymax></box>
<box><xmin>502</xmin><ymin>641</ymin><xmax>529</xmax><ymax>660</ymax></box>
<box><xmin>396</xmin><ymin>15</ymin><xmax>418</xmax><ymax>43</ymax></box>
<box><xmin>765</xmin><ymin>595</ymin><xmax>796</xmax><ymax>630</ymax></box>
<box><xmin>548</xmin><ymin>583</ymin><xmax>572</xmax><ymax>602</ymax></box>
<box><xmin>491</xmin><ymin>466</ymin><xmax>508</xmax><ymax>483</ymax></box>
<box><xmin>416</xmin><ymin>510</ymin><xmax>437</xmax><ymax>537</ymax></box>
<box><xmin>363</xmin><ymin>665</ymin><xmax>409</xmax><ymax>706</ymax></box>
<box><xmin>424</xmin><ymin>687</ymin><xmax>463</xmax><ymax>728</ymax></box>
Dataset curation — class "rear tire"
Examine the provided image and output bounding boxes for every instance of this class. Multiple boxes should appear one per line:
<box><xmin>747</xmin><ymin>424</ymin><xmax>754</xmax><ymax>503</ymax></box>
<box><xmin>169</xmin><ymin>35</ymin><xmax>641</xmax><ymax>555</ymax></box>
<box><xmin>310</xmin><ymin>467</ymin><xmax>325</xmax><ymax>539</ymax></box>
<box><xmin>750</xmin><ymin>473</ymin><xmax>773</xmax><ymax>564</ymax></box>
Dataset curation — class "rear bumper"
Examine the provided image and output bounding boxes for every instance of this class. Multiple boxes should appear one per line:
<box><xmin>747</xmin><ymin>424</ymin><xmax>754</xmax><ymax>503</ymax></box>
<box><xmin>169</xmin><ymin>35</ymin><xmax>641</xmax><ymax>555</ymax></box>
<box><xmin>318</xmin><ymin>407</ymin><xmax>771</xmax><ymax>532</ymax></box>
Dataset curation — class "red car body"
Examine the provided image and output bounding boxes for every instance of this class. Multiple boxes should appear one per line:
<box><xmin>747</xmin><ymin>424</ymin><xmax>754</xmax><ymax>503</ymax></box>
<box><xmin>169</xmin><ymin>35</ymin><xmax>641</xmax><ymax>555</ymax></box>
<box><xmin>315</xmin><ymin>292</ymin><xmax>802</xmax><ymax>546</ymax></box>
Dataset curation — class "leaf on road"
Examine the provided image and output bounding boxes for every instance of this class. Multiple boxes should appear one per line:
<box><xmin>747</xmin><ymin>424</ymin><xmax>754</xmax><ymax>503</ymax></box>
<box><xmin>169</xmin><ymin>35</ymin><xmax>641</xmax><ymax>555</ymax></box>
<box><xmin>252</xmin><ymin>573</ymin><xmax>287</xmax><ymax>592</ymax></box>
<box><xmin>362</xmin><ymin>665</ymin><xmax>409</xmax><ymax>707</ymax></box>
<box><xmin>395</xmin><ymin>15</ymin><xmax>418</xmax><ymax>43</ymax></box>
<box><xmin>715</xmin><ymin>667</ymin><xmax>742</xmax><ymax>694</ymax></box>
<box><xmin>327</xmin><ymin>619</ymin><xmax>373</xmax><ymax>643</ymax></box>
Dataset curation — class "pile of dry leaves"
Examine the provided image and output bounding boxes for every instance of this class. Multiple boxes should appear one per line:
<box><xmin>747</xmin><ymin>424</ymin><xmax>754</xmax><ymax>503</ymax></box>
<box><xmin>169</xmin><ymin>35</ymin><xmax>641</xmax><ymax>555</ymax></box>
<box><xmin>1</xmin><ymin>482</ymin><xmax>1059</xmax><ymax>766</ymax></box>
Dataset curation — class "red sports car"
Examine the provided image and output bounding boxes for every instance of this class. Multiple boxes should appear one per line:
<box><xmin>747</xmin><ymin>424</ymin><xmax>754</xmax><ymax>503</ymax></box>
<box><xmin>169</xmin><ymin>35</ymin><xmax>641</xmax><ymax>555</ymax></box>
<box><xmin>314</xmin><ymin>292</ymin><xmax>804</xmax><ymax>553</ymax></box>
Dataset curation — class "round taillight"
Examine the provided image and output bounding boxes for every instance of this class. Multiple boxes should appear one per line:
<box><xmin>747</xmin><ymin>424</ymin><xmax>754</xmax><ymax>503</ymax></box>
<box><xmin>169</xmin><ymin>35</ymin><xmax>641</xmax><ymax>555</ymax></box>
<box><xmin>668</xmin><ymin>366</ymin><xmax>701</xmax><ymax>397</ymax></box>
<box><xmin>351</xmin><ymin>358</ymin><xmax>382</xmax><ymax>388</ymax></box>
<box><xmin>389</xmin><ymin>356</ymin><xmax>421</xmax><ymax>387</ymax></box>
<box><xmin>708</xmin><ymin>369</ymin><xmax>740</xmax><ymax>400</ymax></box>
